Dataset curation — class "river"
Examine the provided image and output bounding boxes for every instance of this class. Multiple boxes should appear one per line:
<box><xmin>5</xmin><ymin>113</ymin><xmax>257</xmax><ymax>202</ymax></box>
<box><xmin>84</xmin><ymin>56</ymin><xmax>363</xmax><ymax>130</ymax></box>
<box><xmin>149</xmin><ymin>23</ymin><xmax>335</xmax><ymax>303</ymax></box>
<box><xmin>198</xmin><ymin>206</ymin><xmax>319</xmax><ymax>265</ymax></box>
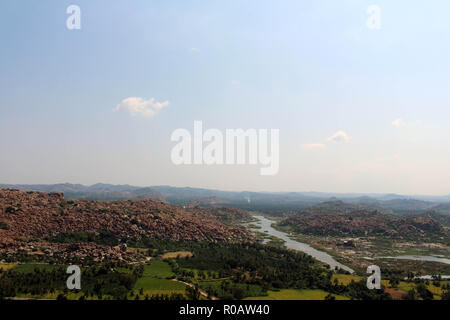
<box><xmin>246</xmin><ymin>215</ymin><xmax>355</xmax><ymax>274</ymax></box>
<box><xmin>379</xmin><ymin>255</ymin><xmax>450</xmax><ymax>265</ymax></box>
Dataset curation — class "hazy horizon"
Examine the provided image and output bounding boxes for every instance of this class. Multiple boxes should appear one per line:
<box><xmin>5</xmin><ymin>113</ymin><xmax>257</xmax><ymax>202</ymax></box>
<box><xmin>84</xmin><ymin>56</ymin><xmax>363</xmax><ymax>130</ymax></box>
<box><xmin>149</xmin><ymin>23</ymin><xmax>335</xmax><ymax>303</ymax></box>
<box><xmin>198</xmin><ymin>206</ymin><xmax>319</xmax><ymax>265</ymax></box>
<box><xmin>1</xmin><ymin>1</ymin><xmax>450</xmax><ymax>195</ymax></box>
<box><xmin>1</xmin><ymin>181</ymin><xmax>449</xmax><ymax>198</ymax></box>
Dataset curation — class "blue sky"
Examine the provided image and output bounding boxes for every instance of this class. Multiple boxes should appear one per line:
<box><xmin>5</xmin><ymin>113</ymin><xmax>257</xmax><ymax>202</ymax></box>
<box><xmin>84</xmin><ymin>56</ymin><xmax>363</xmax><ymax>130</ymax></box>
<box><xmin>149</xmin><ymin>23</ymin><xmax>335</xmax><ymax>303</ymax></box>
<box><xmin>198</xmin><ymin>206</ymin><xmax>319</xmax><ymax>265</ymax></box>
<box><xmin>1</xmin><ymin>1</ymin><xmax>449</xmax><ymax>194</ymax></box>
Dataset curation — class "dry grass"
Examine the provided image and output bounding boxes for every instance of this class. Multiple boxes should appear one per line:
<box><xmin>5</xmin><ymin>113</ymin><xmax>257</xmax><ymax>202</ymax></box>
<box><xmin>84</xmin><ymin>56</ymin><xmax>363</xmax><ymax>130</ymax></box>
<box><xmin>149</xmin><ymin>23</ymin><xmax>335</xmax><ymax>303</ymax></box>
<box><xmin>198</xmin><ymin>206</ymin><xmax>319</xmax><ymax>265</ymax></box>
<box><xmin>161</xmin><ymin>251</ymin><xmax>193</xmax><ymax>259</ymax></box>
<box><xmin>332</xmin><ymin>274</ymin><xmax>362</xmax><ymax>285</ymax></box>
<box><xmin>0</xmin><ymin>263</ymin><xmax>17</xmax><ymax>271</ymax></box>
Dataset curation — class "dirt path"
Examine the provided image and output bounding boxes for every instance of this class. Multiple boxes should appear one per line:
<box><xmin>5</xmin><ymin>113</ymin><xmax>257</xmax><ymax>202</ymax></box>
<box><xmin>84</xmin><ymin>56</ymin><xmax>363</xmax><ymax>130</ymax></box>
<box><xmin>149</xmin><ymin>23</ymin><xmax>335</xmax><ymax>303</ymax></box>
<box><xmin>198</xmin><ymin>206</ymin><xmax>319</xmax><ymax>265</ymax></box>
<box><xmin>197</xmin><ymin>277</ymin><xmax>230</xmax><ymax>282</ymax></box>
<box><xmin>172</xmin><ymin>279</ymin><xmax>219</xmax><ymax>300</ymax></box>
<box><xmin>129</xmin><ymin>256</ymin><xmax>152</xmax><ymax>265</ymax></box>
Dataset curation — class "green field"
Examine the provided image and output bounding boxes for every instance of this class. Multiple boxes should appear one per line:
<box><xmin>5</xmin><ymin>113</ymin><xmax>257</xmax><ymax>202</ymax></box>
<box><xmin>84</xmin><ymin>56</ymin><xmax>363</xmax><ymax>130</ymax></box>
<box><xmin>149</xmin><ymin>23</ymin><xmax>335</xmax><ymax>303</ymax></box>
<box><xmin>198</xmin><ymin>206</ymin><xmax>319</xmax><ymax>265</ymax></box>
<box><xmin>141</xmin><ymin>260</ymin><xmax>175</xmax><ymax>278</ymax></box>
<box><xmin>15</xmin><ymin>291</ymin><xmax>85</xmax><ymax>300</ymax></box>
<box><xmin>114</xmin><ymin>266</ymin><xmax>134</xmax><ymax>274</ymax></box>
<box><xmin>181</xmin><ymin>268</ymin><xmax>220</xmax><ymax>280</ymax></box>
<box><xmin>332</xmin><ymin>273</ymin><xmax>450</xmax><ymax>299</ymax></box>
<box><xmin>12</xmin><ymin>263</ymin><xmax>60</xmax><ymax>273</ymax></box>
<box><xmin>198</xmin><ymin>280</ymin><xmax>266</xmax><ymax>298</ymax></box>
<box><xmin>332</xmin><ymin>274</ymin><xmax>363</xmax><ymax>285</ymax></box>
<box><xmin>135</xmin><ymin>277</ymin><xmax>185</xmax><ymax>291</ymax></box>
<box><xmin>133</xmin><ymin>260</ymin><xmax>186</xmax><ymax>297</ymax></box>
<box><xmin>245</xmin><ymin>289</ymin><xmax>349</xmax><ymax>300</ymax></box>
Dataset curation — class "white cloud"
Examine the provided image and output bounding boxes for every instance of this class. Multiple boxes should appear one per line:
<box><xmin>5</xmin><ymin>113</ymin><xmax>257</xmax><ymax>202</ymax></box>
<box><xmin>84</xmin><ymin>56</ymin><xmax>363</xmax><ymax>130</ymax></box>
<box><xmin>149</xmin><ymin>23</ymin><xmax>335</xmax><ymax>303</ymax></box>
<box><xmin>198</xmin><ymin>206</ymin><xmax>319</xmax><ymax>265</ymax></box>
<box><xmin>303</xmin><ymin>131</ymin><xmax>349</xmax><ymax>149</ymax></box>
<box><xmin>327</xmin><ymin>130</ymin><xmax>350</xmax><ymax>143</ymax></box>
<box><xmin>302</xmin><ymin>143</ymin><xmax>326</xmax><ymax>149</ymax></box>
<box><xmin>190</xmin><ymin>47</ymin><xmax>200</xmax><ymax>53</ymax></box>
<box><xmin>231</xmin><ymin>80</ymin><xmax>240</xmax><ymax>86</ymax></box>
<box><xmin>392</xmin><ymin>118</ymin><xmax>406</xmax><ymax>128</ymax></box>
<box><xmin>114</xmin><ymin>97</ymin><xmax>169</xmax><ymax>117</ymax></box>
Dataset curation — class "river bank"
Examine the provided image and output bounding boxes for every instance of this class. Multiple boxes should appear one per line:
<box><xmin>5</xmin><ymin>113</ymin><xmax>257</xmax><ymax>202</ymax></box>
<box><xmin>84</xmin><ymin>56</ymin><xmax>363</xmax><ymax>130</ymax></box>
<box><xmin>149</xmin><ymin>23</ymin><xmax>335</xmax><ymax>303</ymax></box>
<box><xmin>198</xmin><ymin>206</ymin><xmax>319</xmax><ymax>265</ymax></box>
<box><xmin>245</xmin><ymin>215</ymin><xmax>355</xmax><ymax>273</ymax></box>
<box><xmin>244</xmin><ymin>214</ymin><xmax>450</xmax><ymax>277</ymax></box>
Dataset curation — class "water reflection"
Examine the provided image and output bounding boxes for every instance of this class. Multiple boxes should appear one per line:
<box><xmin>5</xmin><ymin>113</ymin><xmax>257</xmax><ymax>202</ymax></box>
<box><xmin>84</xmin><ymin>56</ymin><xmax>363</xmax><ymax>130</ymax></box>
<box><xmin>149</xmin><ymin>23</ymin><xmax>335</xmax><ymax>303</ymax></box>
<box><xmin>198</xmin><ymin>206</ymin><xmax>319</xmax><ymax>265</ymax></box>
<box><xmin>246</xmin><ymin>216</ymin><xmax>354</xmax><ymax>274</ymax></box>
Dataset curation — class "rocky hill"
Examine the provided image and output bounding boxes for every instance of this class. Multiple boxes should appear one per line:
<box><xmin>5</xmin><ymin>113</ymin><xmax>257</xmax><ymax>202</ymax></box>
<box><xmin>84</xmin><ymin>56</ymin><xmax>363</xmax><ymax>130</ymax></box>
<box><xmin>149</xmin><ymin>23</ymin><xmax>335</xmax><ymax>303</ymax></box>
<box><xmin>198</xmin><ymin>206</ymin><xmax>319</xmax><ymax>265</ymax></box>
<box><xmin>294</xmin><ymin>200</ymin><xmax>386</xmax><ymax>216</ymax></box>
<box><xmin>0</xmin><ymin>183</ymin><xmax>164</xmax><ymax>201</ymax></box>
<box><xmin>187</xmin><ymin>196</ymin><xmax>229</xmax><ymax>207</ymax></box>
<box><xmin>423</xmin><ymin>210</ymin><xmax>450</xmax><ymax>227</ymax></box>
<box><xmin>187</xmin><ymin>206</ymin><xmax>254</xmax><ymax>223</ymax></box>
<box><xmin>278</xmin><ymin>205</ymin><xmax>448</xmax><ymax>240</ymax></box>
<box><xmin>0</xmin><ymin>189</ymin><xmax>252</xmax><ymax>262</ymax></box>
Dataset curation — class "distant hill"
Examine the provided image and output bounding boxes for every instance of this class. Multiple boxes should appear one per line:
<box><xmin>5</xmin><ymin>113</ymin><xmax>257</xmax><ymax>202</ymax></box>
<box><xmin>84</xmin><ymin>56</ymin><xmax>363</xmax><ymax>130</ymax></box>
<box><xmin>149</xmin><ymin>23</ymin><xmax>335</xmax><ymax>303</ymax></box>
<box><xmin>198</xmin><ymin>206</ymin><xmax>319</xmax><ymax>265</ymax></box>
<box><xmin>423</xmin><ymin>210</ymin><xmax>450</xmax><ymax>227</ymax></box>
<box><xmin>278</xmin><ymin>206</ymin><xmax>448</xmax><ymax>240</ymax></box>
<box><xmin>0</xmin><ymin>183</ymin><xmax>164</xmax><ymax>201</ymax></box>
<box><xmin>186</xmin><ymin>206</ymin><xmax>254</xmax><ymax>224</ymax></box>
<box><xmin>295</xmin><ymin>200</ymin><xmax>386</xmax><ymax>216</ymax></box>
<box><xmin>431</xmin><ymin>203</ymin><xmax>450</xmax><ymax>212</ymax></box>
<box><xmin>1</xmin><ymin>183</ymin><xmax>449</xmax><ymax>216</ymax></box>
<box><xmin>380</xmin><ymin>199</ymin><xmax>435</xmax><ymax>211</ymax></box>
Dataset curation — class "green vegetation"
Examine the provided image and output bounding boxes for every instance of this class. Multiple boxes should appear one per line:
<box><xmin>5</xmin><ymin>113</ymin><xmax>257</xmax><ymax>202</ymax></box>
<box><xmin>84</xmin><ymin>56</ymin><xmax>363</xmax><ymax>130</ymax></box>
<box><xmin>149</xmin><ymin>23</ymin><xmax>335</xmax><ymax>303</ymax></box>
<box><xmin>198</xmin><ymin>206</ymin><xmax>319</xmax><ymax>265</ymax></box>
<box><xmin>0</xmin><ymin>262</ymin><xmax>137</xmax><ymax>300</ymax></box>
<box><xmin>46</xmin><ymin>230</ymin><xmax>120</xmax><ymax>246</ymax></box>
<box><xmin>159</xmin><ymin>241</ymin><xmax>392</xmax><ymax>300</ymax></box>
<box><xmin>265</xmin><ymin>236</ymin><xmax>286</xmax><ymax>247</ymax></box>
<box><xmin>140</xmin><ymin>260</ymin><xmax>175</xmax><ymax>278</ymax></box>
<box><xmin>245</xmin><ymin>289</ymin><xmax>349</xmax><ymax>300</ymax></box>
<box><xmin>135</xmin><ymin>277</ymin><xmax>185</xmax><ymax>291</ymax></box>
<box><xmin>198</xmin><ymin>280</ymin><xmax>266</xmax><ymax>299</ymax></box>
<box><xmin>332</xmin><ymin>273</ymin><xmax>450</xmax><ymax>300</ymax></box>
<box><xmin>3</xmin><ymin>241</ymin><xmax>446</xmax><ymax>300</ymax></box>
<box><xmin>13</xmin><ymin>263</ymin><xmax>59</xmax><ymax>273</ymax></box>
<box><xmin>0</xmin><ymin>222</ymin><xmax>9</xmax><ymax>230</ymax></box>
<box><xmin>132</xmin><ymin>260</ymin><xmax>186</xmax><ymax>299</ymax></box>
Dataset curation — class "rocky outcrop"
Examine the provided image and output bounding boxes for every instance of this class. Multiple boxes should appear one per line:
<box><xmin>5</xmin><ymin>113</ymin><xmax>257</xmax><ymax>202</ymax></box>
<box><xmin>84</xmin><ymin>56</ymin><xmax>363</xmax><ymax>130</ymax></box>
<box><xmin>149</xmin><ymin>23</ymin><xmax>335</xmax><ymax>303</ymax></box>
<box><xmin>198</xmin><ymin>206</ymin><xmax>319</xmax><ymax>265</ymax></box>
<box><xmin>279</xmin><ymin>209</ymin><xmax>448</xmax><ymax>239</ymax></box>
<box><xmin>186</xmin><ymin>206</ymin><xmax>253</xmax><ymax>223</ymax></box>
<box><xmin>0</xmin><ymin>189</ymin><xmax>252</xmax><ymax>261</ymax></box>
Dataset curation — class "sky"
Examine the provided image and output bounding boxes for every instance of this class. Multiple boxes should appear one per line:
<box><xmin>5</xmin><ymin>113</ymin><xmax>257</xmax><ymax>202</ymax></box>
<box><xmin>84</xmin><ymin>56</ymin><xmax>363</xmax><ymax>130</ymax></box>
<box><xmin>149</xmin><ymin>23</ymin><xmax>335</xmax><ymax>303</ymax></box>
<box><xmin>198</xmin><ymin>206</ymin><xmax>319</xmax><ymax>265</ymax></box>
<box><xmin>0</xmin><ymin>0</ymin><xmax>449</xmax><ymax>195</ymax></box>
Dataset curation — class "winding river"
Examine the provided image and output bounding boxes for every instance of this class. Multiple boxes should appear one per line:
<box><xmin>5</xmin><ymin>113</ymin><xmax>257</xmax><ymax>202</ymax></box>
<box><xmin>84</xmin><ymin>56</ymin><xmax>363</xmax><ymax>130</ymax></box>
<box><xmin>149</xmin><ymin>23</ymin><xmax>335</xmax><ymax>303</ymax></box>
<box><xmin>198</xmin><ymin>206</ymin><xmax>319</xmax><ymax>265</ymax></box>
<box><xmin>246</xmin><ymin>215</ymin><xmax>355</xmax><ymax>274</ymax></box>
<box><xmin>379</xmin><ymin>255</ymin><xmax>450</xmax><ymax>265</ymax></box>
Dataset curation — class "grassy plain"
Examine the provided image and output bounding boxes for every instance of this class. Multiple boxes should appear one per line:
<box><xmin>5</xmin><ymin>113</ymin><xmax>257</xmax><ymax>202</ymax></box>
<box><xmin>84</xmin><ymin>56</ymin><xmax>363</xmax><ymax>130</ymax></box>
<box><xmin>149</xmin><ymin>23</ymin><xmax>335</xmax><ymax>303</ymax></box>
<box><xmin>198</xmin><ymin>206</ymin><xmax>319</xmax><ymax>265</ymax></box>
<box><xmin>12</xmin><ymin>263</ymin><xmax>59</xmax><ymax>273</ymax></box>
<box><xmin>133</xmin><ymin>260</ymin><xmax>186</xmax><ymax>297</ymax></box>
<box><xmin>245</xmin><ymin>289</ymin><xmax>349</xmax><ymax>300</ymax></box>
